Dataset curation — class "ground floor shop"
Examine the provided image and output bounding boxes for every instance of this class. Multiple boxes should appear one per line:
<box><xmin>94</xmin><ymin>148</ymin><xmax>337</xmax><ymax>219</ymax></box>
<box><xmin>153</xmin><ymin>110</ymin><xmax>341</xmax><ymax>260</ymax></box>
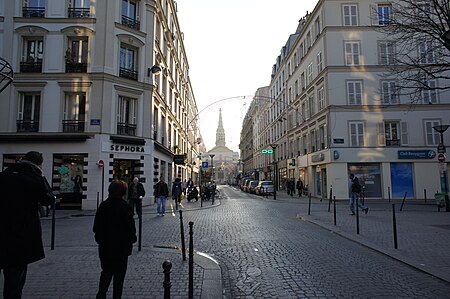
<box><xmin>0</xmin><ymin>134</ymin><xmax>194</xmax><ymax>210</ymax></box>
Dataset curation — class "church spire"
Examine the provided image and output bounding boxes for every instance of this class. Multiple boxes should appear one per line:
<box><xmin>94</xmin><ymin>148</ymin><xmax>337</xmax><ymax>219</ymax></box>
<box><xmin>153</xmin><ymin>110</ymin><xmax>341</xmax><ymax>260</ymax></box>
<box><xmin>216</xmin><ymin>108</ymin><xmax>226</xmax><ymax>147</ymax></box>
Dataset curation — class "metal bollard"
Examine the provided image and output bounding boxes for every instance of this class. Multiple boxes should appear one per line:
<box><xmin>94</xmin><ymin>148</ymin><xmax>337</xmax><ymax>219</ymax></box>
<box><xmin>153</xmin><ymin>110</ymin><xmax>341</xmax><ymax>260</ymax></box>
<box><xmin>356</xmin><ymin>196</ymin><xmax>360</xmax><ymax>235</ymax></box>
<box><xmin>308</xmin><ymin>192</ymin><xmax>312</xmax><ymax>215</ymax></box>
<box><xmin>188</xmin><ymin>221</ymin><xmax>194</xmax><ymax>299</ymax></box>
<box><xmin>163</xmin><ymin>260</ymin><xmax>172</xmax><ymax>299</ymax></box>
<box><xmin>400</xmin><ymin>191</ymin><xmax>407</xmax><ymax>211</ymax></box>
<box><xmin>388</xmin><ymin>186</ymin><xmax>391</xmax><ymax>203</ymax></box>
<box><xmin>392</xmin><ymin>204</ymin><xmax>398</xmax><ymax>249</ymax></box>
<box><xmin>180</xmin><ymin>210</ymin><xmax>186</xmax><ymax>261</ymax></box>
<box><xmin>138</xmin><ymin>215</ymin><xmax>142</xmax><ymax>251</ymax></box>
<box><xmin>362</xmin><ymin>186</ymin><xmax>365</xmax><ymax>205</ymax></box>
<box><xmin>333</xmin><ymin>196</ymin><xmax>337</xmax><ymax>226</ymax></box>
<box><xmin>424</xmin><ymin>189</ymin><xmax>427</xmax><ymax>203</ymax></box>
<box><xmin>51</xmin><ymin>202</ymin><xmax>56</xmax><ymax>250</ymax></box>
<box><xmin>328</xmin><ymin>185</ymin><xmax>333</xmax><ymax>212</ymax></box>
<box><xmin>96</xmin><ymin>192</ymin><xmax>99</xmax><ymax>209</ymax></box>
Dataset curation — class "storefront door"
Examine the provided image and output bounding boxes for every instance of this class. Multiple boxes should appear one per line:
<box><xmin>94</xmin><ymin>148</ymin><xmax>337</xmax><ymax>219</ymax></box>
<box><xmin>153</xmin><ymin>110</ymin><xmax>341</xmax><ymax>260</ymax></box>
<box><xmin>113</xmin><ymin>159</ymin><xmax>139</xmax><ymax>184</ymax></box>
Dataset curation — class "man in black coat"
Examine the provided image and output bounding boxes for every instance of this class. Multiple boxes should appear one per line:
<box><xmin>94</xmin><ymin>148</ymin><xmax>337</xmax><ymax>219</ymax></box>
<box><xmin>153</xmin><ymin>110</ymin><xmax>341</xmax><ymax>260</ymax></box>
<box><xmin>94</xmin><ymin>180</ymin><xmax>137</xmax><ymax>299</ymax></box>
<box><xmin>0</xmin><ymin>151</ymin><xmax>55</xmax><ymax>298</ymax></box>
<box><xmin>127</xmin><ymin>176</ymin><xmax>145</xmax><ymax>218</ymax></box>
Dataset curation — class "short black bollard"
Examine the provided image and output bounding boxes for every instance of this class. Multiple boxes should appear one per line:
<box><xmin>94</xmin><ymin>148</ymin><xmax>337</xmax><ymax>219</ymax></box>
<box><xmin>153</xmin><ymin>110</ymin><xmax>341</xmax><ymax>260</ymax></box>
<box><xmin>362</xmin><ymin>186</ymin><xmax>365</xmax><ymax>205</ymax></box>
<box><xmin>356</xmin><ymin>196</ymin><xmax>360</xmax><ymax>235</ymax></box>
<box><xmin>175</xmin><ymin>196</ymin><xmax>178</xmax><ymax>211</ymax></box>
<box><xmin>51</xmin><ymin>202</ymin><xmax>56</xmax><ymax>250</ymax></box>
<box><xmin>308</xmin><ymin>192</ymin><xmax>312</xmax><ymax>215</ymax></box>
<box><xmin>392</xmin><ymin>204</ymin><xmax>398</xmax><ymax>249</ymax></box>
<box><xmin>333</xmin><ymin>196</ymin><xmax>337</xmax><ymax>226</ymax></box>
<box><xmin>188</xmin><ymin>221</ymin><xmax>194</xmax><ymax>299</ymax></box>
<box><xmin>163</xmin><ymin>260</ymin><xmax>172</xmax><ymax>299</ymax></box>
<box><xmin>96</xmin><ymin>192</ymin><xmax>99</xmax><ymax>209</ymax></box>
<box><xmin>388</xmin><ymin>186</ymin><xmax>391</xmax><ymax>203</ymax></box>
<box><xmin>424</xmin><ymin>189</ymin><xmax>427</xmax><ymax>203</ymax></box>
<box><xmin>138</xmin><ymin>215</ymin><xmax>142</xmax><ymax>251</ymax></box>
<box><xmin>180</xmin><ymin>210</ymin><xmax>186</xmax><ymax>261</ymax></box>
<box><xmin>400</xmin><ymin>191</ymin><xmax>407</xmax><ymax>211</ymax></box>
<box><xmin>328</xmin><ymin>185</ymin><xmax>333</xmax><ymax>212</ymax></box>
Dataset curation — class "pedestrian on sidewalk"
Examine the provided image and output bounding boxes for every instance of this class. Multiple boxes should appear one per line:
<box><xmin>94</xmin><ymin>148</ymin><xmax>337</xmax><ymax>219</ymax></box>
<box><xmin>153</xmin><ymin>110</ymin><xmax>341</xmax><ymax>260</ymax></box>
<box><xmin>0</xmin><ymin>151</ymin><xmax>55</xmax><ymax>299</ymax></box>
<box><xmin>296</xmin><ymin>179</ymin><xmax>304</xmax><ymax>197</ymax></box>
<box><xmin>172</xmin><ymin>177</ymin><xmax>183</xmax><ymax>204</ymax></box>
<box><xmin>154</xmin><ymin>175</ymin><xmax>169</xmax><ymax>216</ymax></box>
<box><xmin>349</xmin><ymin>173</ymin><xmax>368</xmax><ymax>215</ymax></box>
<box><xmin>93</xmin><ymin>180</ymin><xmax>137</xmax><ymax>299</ymax></box>
<box><xmin>128</xmin><ymin>177</ymin><xmax>145</xmax><ymax>218</ymax></box>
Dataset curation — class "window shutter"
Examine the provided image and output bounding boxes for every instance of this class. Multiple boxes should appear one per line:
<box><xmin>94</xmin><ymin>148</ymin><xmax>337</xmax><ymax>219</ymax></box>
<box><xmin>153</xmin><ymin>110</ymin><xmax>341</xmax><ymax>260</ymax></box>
<box><xmin>377</xmin><ymin>123</ymin><xmax>385</xmax><ymax>145</ymax></box>
<box><xmin>370</xmin><ymin>4</ymin><xmax>378</xmax><ymax>25</ymax></box>
<box><xmin>401</xmin><ymin>122</ymin><xmax>408</xmax><ymax>145</ymax></box>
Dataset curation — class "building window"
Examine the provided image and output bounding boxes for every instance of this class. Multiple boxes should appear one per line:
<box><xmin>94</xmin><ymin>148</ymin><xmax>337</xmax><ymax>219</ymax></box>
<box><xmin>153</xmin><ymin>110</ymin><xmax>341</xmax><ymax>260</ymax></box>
<box><xmin>23</xmin><ymin>0</ymin><xmax>45</xmax><ymax>18</ymax></box>
<box><xmin>308</xmin><ymin>95</ymin><xmax>315</xmax><ymax>118</ymax></box>
<box><xmin>421</xmin><ymin>79</ymin><xmax>438</xmax><ymax>104</ymax></box>
<box><xmin>300</xmin><ymin>72</ymin><xmax>306</xmax><ymax>90</ymax></box>
<box><xmin>17</xmin><ymin>93</ymin><xmax>40</xmax><ymax>132</ymax></box>
<box><xmin>119</xmin><ymin>44</ymin><xmax>138</xmax><ymax>80</ymax></box>
<box><xmin>381</xmin><ymin>81</ymin><xmax>398</xmax><ymax>104</ymax></box>
<box><xmin>344</xmin><ymin>42</ymin><xmax>360</xmax><ymax>65</ymax></box>
<box><xmin>65</xmin><ymin>37</ymin><xmax>88</xmax><ymax>73</ymax></box>
<box><xmin>317</xmin><ymin>51</ymin><xmax>323</xmax><ymax>73</ymax></box>
<box><xmin>315</xmin><ymin>16</ymin><xmax>321</xmax><ymax>37</ymax></box>
<box><xmin>347</xmin><ymin>81</ymin><xmax>362</xmax><ymax>105</ymax></box>
<box><xmin>418</xmin><ymin>40</ymin><xmax>435</xmax><ymax>64</ymax></box>
<box><xmin>63</xmin><ymin>93</ymin><xmax>86</xmax><ymax>132</ymax></box>
<box><xmin>379</xmin><ymin>41</ymin><xmax>395</xmax><ymax>65</ymax></box>
<box><xmin>425</xmin><ymin>120</ymin><xmax>440</xmax><ymax>145</ymax></box>
<box><xmin>319</xmin><ymin>126</ymin><xmax>326</xmax><ymax>150</ymax></box>
<box><xmin>384</xmin><ymin>122</ymin><xmax>400</xmax><ymax>146</ymax></box>
<box><xmin>349</xmin><ymin>122</ymin><xmax>364</xmax><ymax>147</ymax></box>
<box><xmin>68</xmin><ymin>0</ymin><xmax>90</xmax><ymax>18</ymax></box>
<box><xmin>117</xmin><ymin>96</ymin><xmax>137</xmax><ymax>136</ymax></box>
<box><xmin>122</xmin><ymin>0</ymin><xmax>140</xmax><ymax>30</ymax></box>
<box><xmin>307</xmin><ymin>62</ymin><xmax>313</xmax><ymax>85</ymax></box>
<box><xmin>377</xmin><ymin>4</ymin><xmax>392</xmax><ymax>25</ymax></box>
<box><xmin>153</xmin><ymin>106</ymin><xmax>158</xmax><ymax>140</ymax></box>
<box><xmin>343</xmin><ymin>4</ymin><xmax>358</xmax><ymax>26</ymax></box>
<box><xmin>20</xmin><ymin>38</ymin><xmax>43</xmax><ymax>73</ymax></box>
<box><xmin>318</xmin><ymin>86</ymin><xmax>325</xmax><ymax>110</ymax></box>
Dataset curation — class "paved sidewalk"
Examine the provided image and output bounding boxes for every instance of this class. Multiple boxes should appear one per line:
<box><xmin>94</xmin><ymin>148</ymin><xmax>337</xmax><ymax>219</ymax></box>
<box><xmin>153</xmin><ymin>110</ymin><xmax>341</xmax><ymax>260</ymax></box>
<box><xmin>272</xmin><ymin>191</ymin><xmax>450</xmax><ymax>283</ymax></box>
<box><xmin>0</xmin><ymin>197</ymin><xmax>222</xmax><ymax>299</ymax></box>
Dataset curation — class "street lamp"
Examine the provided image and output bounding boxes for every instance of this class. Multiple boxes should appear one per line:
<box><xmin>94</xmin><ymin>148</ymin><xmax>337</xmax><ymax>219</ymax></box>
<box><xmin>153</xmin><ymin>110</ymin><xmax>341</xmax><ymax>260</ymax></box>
<box><xmin>433</xmin><ymin>124</ymin><xmax>450</xmax><ymax>212</ymax></box>
<box><xmin>270</xmin><ymin>144</ymin><xmax>278</xmax><ymax>200</ymax></box>
<box><xmin>209</xmin><ymin>154</ymin><xmax>215</xmax><ymax>182</ymax></box>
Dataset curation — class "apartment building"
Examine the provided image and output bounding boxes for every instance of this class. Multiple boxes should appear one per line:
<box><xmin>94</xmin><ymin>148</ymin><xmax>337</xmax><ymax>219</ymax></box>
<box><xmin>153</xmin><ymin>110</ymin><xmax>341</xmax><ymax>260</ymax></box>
<box><xmin>0</xmin><ymin>0</ymin><xmax>202</xmax><ymax>209</ymax></box>
<box><xmin>246</xmin><ymin>0</ymin><xmax>450</xmax><ymax>200</ymax></box>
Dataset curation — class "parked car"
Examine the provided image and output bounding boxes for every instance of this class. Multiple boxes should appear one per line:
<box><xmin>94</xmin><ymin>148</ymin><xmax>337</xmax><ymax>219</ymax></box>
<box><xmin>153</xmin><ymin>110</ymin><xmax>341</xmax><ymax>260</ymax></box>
<box><xmin>248</xmin><ymin>180</ymin><xmax>258</xmax><ymax>194</ymax></box>
<box><xmin>243</xmin><ymin>179</ymin><xmax>254</xmax><ymax>192</ymax></box>
<box><xmin>255</xmin><ymin>181</ymin><xmax>274</xmax><ymax>195</ymax></box>
<box><xmin>241</xmin><ymin>178</ymin><xmax>252</xmax><ymax>191</ymax></box>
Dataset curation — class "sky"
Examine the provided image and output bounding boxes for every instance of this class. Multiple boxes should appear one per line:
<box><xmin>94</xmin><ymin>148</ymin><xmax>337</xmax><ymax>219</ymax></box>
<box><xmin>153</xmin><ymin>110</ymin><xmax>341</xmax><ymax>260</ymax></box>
<box><xmin>176</xmin><ymin>0</ymin><xmax>318</xmax><ymax>153</ymax></box>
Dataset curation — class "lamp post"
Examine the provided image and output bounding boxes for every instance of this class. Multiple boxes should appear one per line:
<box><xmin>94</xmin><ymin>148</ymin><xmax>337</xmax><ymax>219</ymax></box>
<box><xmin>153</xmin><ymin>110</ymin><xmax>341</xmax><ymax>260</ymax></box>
<box><xmin>270</xmin><ymin>144</ymin><xmax>278</xmax><ymax>200</ymax></box>
<box><xmin>433</xmin><ymin>124</ymin><xmax>450</xmax><ymax>212</ymax></box>
<box><xmin>209</xmin><ymin>154</ymin><xmax>215</xmax><ymax>182</ymax></box>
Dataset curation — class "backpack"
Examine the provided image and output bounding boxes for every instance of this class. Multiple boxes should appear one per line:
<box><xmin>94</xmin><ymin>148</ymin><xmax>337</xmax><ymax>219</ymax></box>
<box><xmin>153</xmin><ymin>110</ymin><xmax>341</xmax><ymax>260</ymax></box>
<box><xmin>353</xmin><ymin>177</ymin><xmax>362</xmax><ymax>193</ymax></box>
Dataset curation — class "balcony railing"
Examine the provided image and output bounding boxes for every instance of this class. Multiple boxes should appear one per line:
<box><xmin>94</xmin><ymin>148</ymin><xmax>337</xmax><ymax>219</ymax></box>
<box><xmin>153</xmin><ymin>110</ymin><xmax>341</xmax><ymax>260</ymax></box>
<box><xmin>22</xmin><ymin>7</ymin><xmax>45</xmax><ymax>18</ymax></box>
<box><xmin>66</xmin><ymin>62</ymin><xmax>87</xmax><ymax>73</ymax></box>
<box><xmin>17</xmin><ymin>120</ymin><xmax>39</xmax><ymax>132</ymax></box>
<box><xmin>63</xmin><ymin>120</ymin><xmax>85</xmax><ymax>133</ymax></box>
<box><xmin>119</xmin><ymin>67</ymin><xmax>138</xmax><ymax>81</ymax></box>
<box><xmin>121</xmin><ymin>15</ymin><xmax>140</xmax><ymax>30</ymax></box>
<box><xmin>20</xmin><ymin>61</ymin><xmax>42</xmax><ymax>73</ymax></box>
<box><xmin>386</xmin><ymin>139</ymin><xmax>400</xmax><ymax>146</ymax></box>
<box><xmin>117</xmin><ymin>123</ymin><xmax>136</xmax><ymax>136</ymax></box>
<box><xmin>68</xmin><ymin>7</ymin><xmax>90</xmax><ymax>18</ymax></box>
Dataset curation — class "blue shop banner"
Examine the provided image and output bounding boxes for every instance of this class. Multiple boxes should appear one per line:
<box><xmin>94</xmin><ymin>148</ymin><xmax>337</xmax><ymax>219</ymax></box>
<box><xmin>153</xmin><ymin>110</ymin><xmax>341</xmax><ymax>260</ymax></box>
<box><xmin>398</xmin><ymin>150</ymin><xmax>436</xmax><ymax>159</ymax></box>
<box><xmin>390</xmin><ymin>163</ymin><xmax>414</xmax><ymax>198</ymax></box>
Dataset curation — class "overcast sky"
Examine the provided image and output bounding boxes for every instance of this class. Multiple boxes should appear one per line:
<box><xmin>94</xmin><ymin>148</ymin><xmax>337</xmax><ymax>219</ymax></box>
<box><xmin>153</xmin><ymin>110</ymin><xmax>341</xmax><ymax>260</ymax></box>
<box><xmin>176</xmin><ymin>0</ymin><xmax>318</xmax><ymax>153</ymax></box>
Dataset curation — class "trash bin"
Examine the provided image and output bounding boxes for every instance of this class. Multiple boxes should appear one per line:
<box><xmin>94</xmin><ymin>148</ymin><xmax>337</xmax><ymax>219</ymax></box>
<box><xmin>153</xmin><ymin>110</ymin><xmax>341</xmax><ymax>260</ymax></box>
<box><xmin>435</xmin><ymin>192</ymin><xmax>446</xmax><ymax>208</ymax></box>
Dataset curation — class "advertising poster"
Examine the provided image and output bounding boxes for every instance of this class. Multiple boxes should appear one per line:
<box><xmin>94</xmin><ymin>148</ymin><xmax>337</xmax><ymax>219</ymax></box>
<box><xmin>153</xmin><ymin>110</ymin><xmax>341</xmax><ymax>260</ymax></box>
<box><xmin>348</xmin><ymin>163</ymin><xmax>382</xmax><ymax>197</ymax></box>
<box><xmin>390</xmin><ymin>163</ymin><xmax>414</xmax><ymax>198</ymax></box>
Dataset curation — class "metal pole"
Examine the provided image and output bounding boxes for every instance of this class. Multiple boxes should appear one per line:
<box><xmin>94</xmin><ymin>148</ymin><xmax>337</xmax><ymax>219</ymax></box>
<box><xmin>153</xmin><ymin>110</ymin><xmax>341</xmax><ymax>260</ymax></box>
<box><xmin>392</xmin><ymin>204</ymin><xmax>398</xmax><ymax>249</ymax></box>
<box><xmin>101</xmin><ymin>166</ymin><xmax>105</xmax><ymax>202</ymax></box>
<box><xmin>328</xmin><ymin>185</ymin><xmax>332</xmax><ymax>212</ymax></box>
<box><xmin>356</xmin><ymin>196</ymin><xmax>360</xmax><ymax>235</ymax></box>
<box><xmin>400</xmin><ymin>191</ymin><xmax>407</xmax><ymax>211</ymax></box>
<box><xmin>188</xmin><ymin>221</ymin><xmax>194</xmax><ymax>299</ymax></box>
<box><xmin>96</xmin><ymin>192</ymin><xmax>99</xmax><ymax>209</ymax></box>
<box><xmin>50</xmin><ymin>201</ymin><xmax>56</xmax><ymax>250</ymax></box>
<box><xmin>163</xmin><ymin>260</ymin><xmax>172</xmax><ymax>299</ymax></box>
<box><xmin>308</xmin><ymin>192</ymin><xmax>311</xmax><ymax>215</ymax></box>
<box><xmin>180</xmin><ymin>210</ymin><xmax>186</xmax><ymax>261</ymax></box>
<box><xmin>362</xmin><ymin>186</ymin><xmax>365</xmax><ymax>205</ymax></box>
<box><xmin>388</xmin><ymin>186</ymin><xmax>391</xmax><ymax>203</ymax></box>
<box><xmin>424</xmin><ymin>189</ymin><xmax>427</xmax><ymax>203</ymax></box>
<box><xmin>200</xmin><ymin>167</ymin><xmax>203</xmax><ymax>208</ymax></box>
<box><xmin>444</xmin><ymin>170</ymin><xmax>450</xmax><ymax>212</ymax></box>
<box><xmin>333</xmin><ymin>196</ymin><xmax>337</xmax><ymax>226</ymax></box>
<box><xmin>138</xmin><ymin>216</ymin><xmax>142</xmax><ymax>252</ymax></box>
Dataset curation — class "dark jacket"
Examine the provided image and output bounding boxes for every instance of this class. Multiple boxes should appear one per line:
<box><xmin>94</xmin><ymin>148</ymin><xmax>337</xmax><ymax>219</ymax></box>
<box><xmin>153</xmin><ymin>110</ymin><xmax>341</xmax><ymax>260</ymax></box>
<box><xmin>128</xmin><ymin>182</ymin><xmax>145</xmax><ymax>200</ymax></box>
<box><xmin>172</xmin><ymin>181</ymin><xmax>182</xmax><ymax>196</ymax></box>
<box><xmin>351</xmin><ymin>176</ymin><xmax>362</xmax><ymax>193</ymax></box>
<box><xmin>0</xmin><ymin>161</ymin><xmax>55</xmax><ymax>268</ymax></box>
<box><xmin>93</xmin><ymin>196</ymin><xmax>137</xmax><ymax>260</ymax></box>
<box><xmin>153</xmin><ymin>181</ymin><xmax>169</xmax><ymax>197</ymax></box>
<box><xmin>296</xmin><ymin>180</ymin><xmax>303</xmax><ymax>190</ymax></box>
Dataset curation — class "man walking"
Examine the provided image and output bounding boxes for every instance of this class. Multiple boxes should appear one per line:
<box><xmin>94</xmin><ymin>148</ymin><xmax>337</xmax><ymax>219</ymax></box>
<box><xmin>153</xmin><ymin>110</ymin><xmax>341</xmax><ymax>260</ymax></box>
<box><xmin>0</xmin><ymin>151</ymin><xmax>55</xmax><ymax>298</ymax></box>
<box><xmin>349</xmin><ymin>173</ymin><xmax>368</xmax><ymax>215</ymax></box>
<box><xmin>296</xmin><ymin>179</ymin><xmax>304</xmax><ymax>197</ymax></box>
<box><xmin>154</xmin><ymin>175</ymin><xmax>169</xmax><ymax>216</ymax></box>
<box><xmin>172</xmin><ymin>177</ymin><xmax>183</xmax><ymax>204</ymax></box>
<box><xmin>128</xmin><ymin>177</ymin><xmax>145</xmax><ymax>218</ymax></box>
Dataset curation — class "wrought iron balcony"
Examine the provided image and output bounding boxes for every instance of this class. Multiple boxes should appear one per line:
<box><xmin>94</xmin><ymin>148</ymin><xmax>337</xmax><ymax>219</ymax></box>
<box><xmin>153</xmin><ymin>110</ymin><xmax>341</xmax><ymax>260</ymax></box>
<box><xmin>63</xmin><ymin>120</ymin><xmax>85</xmax><ymax>132</ymax></box>
<box><xmin>22</xmin><ymin>7</ymin><xmax>45</xmax><ymax>18</ymax></box>
<box><xmin>20</xmin><ymin>61</ymin><xmax>42</xmax><ymax>73</ymax></box>
<box><xmin>117</xmin><ymin>123</ymin><xmax>136</xmax><ymax>136</ymax></box>
<box><xmin>66</xmin><ymin>62</ymin><xmax>87</xmax><ymax>73</ymax></box>
<box><xmin>386</xmin><ymin>139</ymin><xmax>400</xmax><ymax>146</ymax></box>
<box><xmin>68</xmin><ymin>8</ymin><xmax>90</xmax><ymax>18</ymax></box>
<box><xmin>119</xmin><ymin>67</ymin><xmax>138</xmax><ymax>81</ymax></box>
<box><xmin>16</xmin><ymin>120</ymin><xmax>39</xmax><ymax>132</ymax></box>
<box><xmin>121</xmin><ymin>15</ymin><xmax>140</xmax><ymax>30</ymax></box>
